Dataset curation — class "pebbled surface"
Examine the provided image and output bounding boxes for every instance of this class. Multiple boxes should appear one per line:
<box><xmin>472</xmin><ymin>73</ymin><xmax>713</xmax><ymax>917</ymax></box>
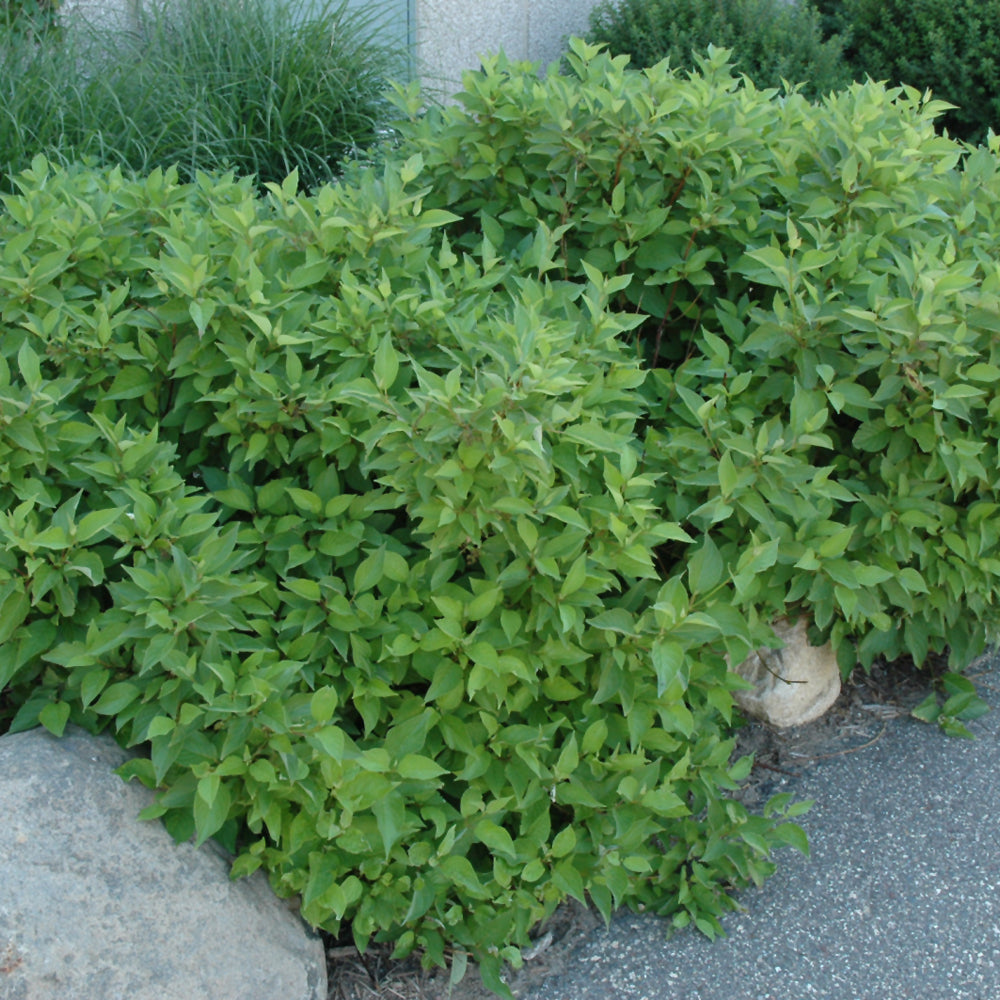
<box><xmin>525</xmin><ymin>658</ymin><xmax>1000</xmax><ymax>1000</ymax></box>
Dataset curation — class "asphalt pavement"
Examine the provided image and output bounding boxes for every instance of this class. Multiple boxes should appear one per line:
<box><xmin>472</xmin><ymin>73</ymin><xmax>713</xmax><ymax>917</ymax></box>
<box><xmin>524</xmin><ymin>658</ymin><xmax>1000</xmax><ymax>1000</ymax></box>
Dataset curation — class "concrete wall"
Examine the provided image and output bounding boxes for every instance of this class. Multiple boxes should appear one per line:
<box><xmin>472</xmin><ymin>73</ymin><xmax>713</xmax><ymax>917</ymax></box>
<box><xmin>415</xmin><ymin>0</ymin><xmax>603</xmax><ymax>95</ymax></box>
<box><xmin>65</xmin><ymin>0</ymin><xmax>599</xmax><ymax>96</ymax></box>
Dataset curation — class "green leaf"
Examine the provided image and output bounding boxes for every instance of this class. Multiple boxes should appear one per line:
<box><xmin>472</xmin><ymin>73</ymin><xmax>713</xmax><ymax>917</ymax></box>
<box><xmin>911</xmin><ymin>693</ymin><xmax>941</xmax><ymax>724</ymax></box>
<box><xmin>834</xmin><ymin>584</ymin><xmax>858</xmax><ymax>617</ymax></box>
<box><xmin>729</xmin><ymin>755</ymin><xmax>753</xmax><ymax>782</ymax></box>
<box><xmin>718</xmin><ymin>451</ymin><xmax>738</xmax><ymax>497</ymax></box>
<box><xmin>555</xmin><ymin>735</ymin><xmax>580</xmax><ymax>778</ymax></box>
<box><xmin>310</xmin><ymin>687</ymin><xmax>339</xmax><ymax>724</ymax></box>
<box><xmin>193</xmin><ymin>777</ymin><xmax>232</xmax><ymax>846</ymax></box>
<box><xmin>104</xmin><ymin>366</ymin><xmax>155</xmax><ymax>401</ymax></box>
<box><xmin>373</xmin><ymin>334</ymin><xmax>400</xmax><ymax>391</ymax></box>
<box><xmin>898</xmin><ymin>567</ymin><xmax>929</xmax><ymax>594</ymax></box>
<box><xmin>940</xmin><ymin>384</ymin><xmax>984</xmax><ymax>400</ymax></box>
<box><xmin>0</xmin><ymin>590</ymin><xmax>30</xmax><ymax>646</ymax></box>
<box><xmin>17</xmin><ymin>341</ymin><xmax>42</xmax><ymax>392</ymax></box>
<box><xmin>772</xmin><ymin>822</ymin><xmax>810</xmax><ymax>856</ymax></box>
<box><xmin>542</xmin><ymin>676</ymin><xmax>583</xmax><ymax>700</ymax></box>
<box><xmin>687</xmin><ymin>536</ymin><xmax>724</xmax><ymax>594</ymax></box>
<box><xmin>641</xmin><ymin>785</ymin><xmax>688</xmax><ymax>817</ymax></box>
<box><xmin>146</xmin><ymin>715</ymin><xmax>174</xmax><ymax>738</ymax></box>
<box><xmin>245</xmin><ymin>432</ymin><xmax>269</xmax><ymax>465</ymax></box>
<box><xmin>466</xmin><ymin>585</ymin><xmax>501</xmax><ymax>620</ymax></box>
<box><xmin>587</xmin><ymin>608</ymin><xmax>637</xmax><ymax>634</ymax></box>
<box><xmin>79</xmin><ymin>669</ymin><xmax>111</xmax><ymax>708</ymax></box>
<box><xmin>284</xmin><ymin>577</ymin><xmax>321</xmax><ymax>601</ymax></box>
<box><xmin>76</xmin><ymin>508</ymin><xmax>124</xmax><ymax>544</ymax></box>
<box><xmin>478</xmin><ymin>954</ymin><xmax>514</xmax><ymax>1000</ymax></box>
<box><xmin>939</xmin><ymin>717</ymin><xmax>975</xmax><ymax>739</ymax></box>
<box><xmin>417</xmin><ymin>209</ymin><xmax>462</xmax><ymax>228</ymax></box>
<box><xmin>373</xmin><ymin>793</ymin><xmax>406</xmax><ymax>859</ymax></box>
<box><xmin>475</xmin><ymin>819</ymin><xmax>517</xmax><ymax>861</ymax></box>
<box><xmin>817</xmin><ymin>527</ymin><xmax>854</xmax><ymax>559</ymax></box>
<box><xmin>188</xmin><ymin>299</ymin><xmax>216</xmax><ymax>335</ymax></box>
<box><xmin>559</xmin><ymin>554</ymin><xmax>589</xmax><ymax>599</ymax></box>
<box><xmin>841</xmin><ymin>153</ymin><xmax>859</xmax><ymax>191</ymax></box>
<box><xmin>966</xmin><ymin>363</ymin><xmax>1000</xmax><ymax>382</ymax></box>
<box><xmin>229</xmin><ymin>854</ymin><xmax>263</xmax><ymax>879</ymax></box>
<box><xmin>764</xmin><ymin>791</ymin><xmax>794</xmax><ymax>816</ymax></box>
<box><xmin>581</xmin><ymin>719</ymin><xmax>608</xmax><ymax>756</ymax></box>
<box><xmin>521</xmin><ymin>858</ymin><xmax>545</xmax><ymax>882</ymax></box>
<box><xmin>353</xmin><ymin>550</ymin><xmax>384</xmax><ymax>593</ymax></box>
<box><xmin>440</xmin><ymin>855</ymin><xmax>490</xmax><ymax>899</ymax></box>
<box><xmin>651</xmin><ymin>639</ymin><xmax>687</xmax><ymax>697</ymax></box>
<box><xmin>551</xmin><ymin>825</ymin><xmax>577</xmax><ymax>858</ymax></box>
<box><xmin>396</xmin><ymin>754</ymin><xmax>448</xmax><ymax>780</ymax></box>
<box><xmin>449</xmin><ymin>950</ymin><xmax>469</xmax><ymax>989</ymax></box>
<box><xmin>92</xmin><ymin>681</ymin><xmax>140</xmax><ymax>716</ymax></box>
<box><xmin>852</xmin><ymin>564</ymin><xmax>894</xmax><ymax>586</ymax></box>
<box><xmin>285</xmin><ymin>258</ymin><xmax>330</xmax><ymax>289</ymax></box>
<box><xmin>309</xmin><ymin>726</ymin><xmax>347</xmax><ymax>758</ymax></box>
<box><xmin>552</xmin><ymin>859</ymin><xmax>587</xmax><ymax>904</ymax></box>
<box><xmin>287</xmin><ymin>488</ymin><xmax>322</xmax><ymax>515</ymax></box>
<box><xmin>38</xmin><ymin>700</ymin><xmax>71</xmax><ymax>737</ymax></box>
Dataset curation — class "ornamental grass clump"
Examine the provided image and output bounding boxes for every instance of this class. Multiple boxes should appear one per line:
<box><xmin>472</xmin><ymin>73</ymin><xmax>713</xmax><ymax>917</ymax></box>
<box><xmin>0</xmin><ymin>0</ymin><xmax>403</xmax><ymax>191</ymax></box>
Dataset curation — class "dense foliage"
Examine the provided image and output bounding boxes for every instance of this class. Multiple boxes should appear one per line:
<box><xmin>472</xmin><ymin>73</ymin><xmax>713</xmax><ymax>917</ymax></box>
<box><xmin>0</xmin><ymin>151</ymin><xmax>804</xmax><ymax>992</ymax></box>
<box><xmin>838</xmin><ymin>0</ymin><xmax>1000</xmax><ymax>144</ymax></box>
<box><xmin>391</xmin><ymin>41</ymin><xmax>1000</xmax><ymax>674</ymax></box>
<box><xmin>583</xmin><ymin>0</ymin><xmax>850</xmax><ymax>99</ymax></box>
<box><xmin>1</xmin><ymin>0</ymin><xmax>59</xmax><ymax>38</ymax></box>
<box><xmin>3</xmin><ymin>41</ymin><xmax>1000</xmax><ymax>994</ymax></box>
<box><xmin>810</xmin><ymin>0</ymin><xmax>852</xmax><ymax>42</ymax></box>
<box><xmin>0</xmin><ymin>0</ymin><xmax>403</xmax><ymax>192</ymax></box>
<box><xmin>584</xmin><ymin>0</ymin><xmax>1000</xmax><ymax>144</ymax></box>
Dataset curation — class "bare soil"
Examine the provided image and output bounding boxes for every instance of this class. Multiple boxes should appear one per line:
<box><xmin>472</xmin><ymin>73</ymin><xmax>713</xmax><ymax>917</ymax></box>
<box><xmin>324</xmin><ymin>654</ymin><xmax>965</xmax><ymax>1000</ymax></box>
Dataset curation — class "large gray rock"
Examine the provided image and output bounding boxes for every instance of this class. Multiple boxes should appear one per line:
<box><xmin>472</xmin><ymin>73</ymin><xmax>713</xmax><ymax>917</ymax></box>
<box><xmin>0</xmin><ymin>727</ymin><xmax>326</xmax><ymax>1000</ymax></box>
<box><xmin>732</xmin><ymin>617</ymin><xmax>842</xmax><ymax>728</ymax></box>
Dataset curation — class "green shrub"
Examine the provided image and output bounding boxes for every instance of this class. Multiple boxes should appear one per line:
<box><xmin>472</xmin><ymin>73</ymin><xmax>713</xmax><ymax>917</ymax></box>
<box><xmin>0</xmin><ymin>154</ymin><xmax>804</xmax><ymax>992</ymax></box>
<box><xmin>810</xmin><ymin>0</ymin><xmax>853</xmax><ymax>43</ymax></box>
<box><xmin>839</xmin><ymin>0</ymin><xmax>1000</xmax><ymax>144</ymax></box>
<box><xmin>583</xmin><ymin>0</ymin><xmax>851</xmax><ymax>98</ymax></box>
<box><xmin>6</xmin><ymin>41</ymin><xmax>1000</xmax><ymax>994</ymax></box>
<box><xmin>390</xmin><ymin>40</ymin><xmax>1000</xmax><ymax>673</ymax></box>
<box><xmin>2</xmin><ymin>0</ymin><xmax>59</xmax><ymax>38</ymax></box>
<box><xmin>0</xmin><ymin>0</ymin><xmax>403</xmax><ymax>191</ymax></box>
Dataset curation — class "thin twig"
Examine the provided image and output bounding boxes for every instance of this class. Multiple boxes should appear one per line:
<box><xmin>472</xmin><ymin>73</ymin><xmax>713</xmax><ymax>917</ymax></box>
<box><xmin>788</xmin><ymin>723</ymin><xmax>888</xmax><ymax>762</ymax></box>
<box><xmin>752</xmin><ymin>759</ymin><xmax>799</xmax><ymax>778</ymax></box>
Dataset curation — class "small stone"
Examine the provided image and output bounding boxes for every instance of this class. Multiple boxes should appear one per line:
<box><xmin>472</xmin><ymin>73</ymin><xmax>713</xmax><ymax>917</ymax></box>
<box><xmin>0</xmin><ymin>727</ymin><xmax>326</xmax><ymax>1000</ymax></box>
<box><xmin>732</xmin><ymin>617</ymin><xmax>841</xmax><ymax>727</ymax></box>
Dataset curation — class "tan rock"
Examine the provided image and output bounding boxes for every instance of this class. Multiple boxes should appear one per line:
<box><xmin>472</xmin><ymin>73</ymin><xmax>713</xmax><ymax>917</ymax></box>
<box><xmin>732</xmin><ymin>617</ymin><xmax>841</xmax><ymax>728</ymax></box>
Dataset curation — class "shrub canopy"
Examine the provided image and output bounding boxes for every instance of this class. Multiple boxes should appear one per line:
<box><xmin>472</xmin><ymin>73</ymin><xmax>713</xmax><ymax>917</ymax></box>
<box><xmin>391</xmin><ymin>41</ymin><xmax>1000</xmax><ymax>671</ymax></box>
<box><xmin>584</xmin><ymin>0</ymin><xmax>851</xmax><ymax>99</ymax></box>
<box><xmin>839</xmin><ymin>0</ymin><xmax>1000</xmax><ymax>144</ymax></box>
<box><xmin>2</xmin><ymin>40</ymin><xmax>1000</xmax><ymax>993</ymax></box>
<box><xmin>0</xmin><ymin>151</ymin><xmax>802</xmax><ymax>991</ymax></box>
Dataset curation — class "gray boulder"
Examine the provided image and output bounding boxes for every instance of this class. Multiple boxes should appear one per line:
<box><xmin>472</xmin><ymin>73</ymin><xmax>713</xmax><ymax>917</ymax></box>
<box><xmin>0</xmin><ymin>726</ymin><xmax>327</xmax><ymax>1000</ymax></box>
